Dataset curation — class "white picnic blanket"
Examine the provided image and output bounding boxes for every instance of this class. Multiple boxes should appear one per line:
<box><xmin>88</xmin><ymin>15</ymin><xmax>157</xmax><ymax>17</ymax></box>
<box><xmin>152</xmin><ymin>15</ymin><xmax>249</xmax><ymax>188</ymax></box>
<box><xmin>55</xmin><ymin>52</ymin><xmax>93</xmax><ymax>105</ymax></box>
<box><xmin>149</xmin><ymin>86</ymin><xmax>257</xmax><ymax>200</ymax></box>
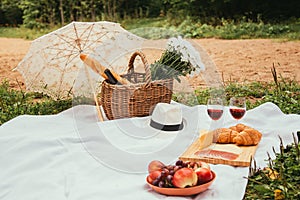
<box><xmin>0</xmin><ymin>102</ymin><xmax>299</xmax><ymax>200</ymax></box>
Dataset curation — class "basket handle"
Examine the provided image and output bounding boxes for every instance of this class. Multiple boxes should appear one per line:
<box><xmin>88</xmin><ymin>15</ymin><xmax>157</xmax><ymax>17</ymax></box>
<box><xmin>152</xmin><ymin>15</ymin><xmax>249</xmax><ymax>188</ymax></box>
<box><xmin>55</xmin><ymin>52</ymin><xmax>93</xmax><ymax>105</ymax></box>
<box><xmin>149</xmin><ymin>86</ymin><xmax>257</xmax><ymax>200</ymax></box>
<box><xmin>127</xmin><ymin>51</ymin><xmax>151</xmax><ymax>85</ymax></box>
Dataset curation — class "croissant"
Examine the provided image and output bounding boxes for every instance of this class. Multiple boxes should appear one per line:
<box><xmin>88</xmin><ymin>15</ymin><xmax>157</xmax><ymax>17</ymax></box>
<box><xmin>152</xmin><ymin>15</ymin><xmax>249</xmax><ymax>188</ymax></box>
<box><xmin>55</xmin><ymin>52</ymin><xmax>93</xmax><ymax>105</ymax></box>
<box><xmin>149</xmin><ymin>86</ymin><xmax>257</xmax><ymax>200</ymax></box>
<box><xmin>212</xmin><ymin>128</ymin><xmax>238</xmax><ymax>144</ymax></box>
<box><xmin>229</xmin><ymin>123</ymin><xmax>250</xmax><ymax>132</ymax></box>
<box><xmin>233</xmin><ymin>128</ymin><xmax>262</xmax><ymax>146</ymax></box>
<box><xmin>212</xmin><ymin>124</ymin><xmax>262</xmax><ymax>146</ymax></box>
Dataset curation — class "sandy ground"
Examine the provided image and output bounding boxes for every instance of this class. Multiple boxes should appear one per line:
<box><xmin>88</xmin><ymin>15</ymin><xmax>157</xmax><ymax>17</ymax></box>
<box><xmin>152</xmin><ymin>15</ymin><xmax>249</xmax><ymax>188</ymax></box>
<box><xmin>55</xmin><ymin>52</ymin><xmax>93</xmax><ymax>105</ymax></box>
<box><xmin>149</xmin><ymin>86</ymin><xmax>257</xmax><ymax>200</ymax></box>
<box><xmin>0</xmin><ymin>37</ymin><xmax>299</xmax><ymax>90</ymax></box>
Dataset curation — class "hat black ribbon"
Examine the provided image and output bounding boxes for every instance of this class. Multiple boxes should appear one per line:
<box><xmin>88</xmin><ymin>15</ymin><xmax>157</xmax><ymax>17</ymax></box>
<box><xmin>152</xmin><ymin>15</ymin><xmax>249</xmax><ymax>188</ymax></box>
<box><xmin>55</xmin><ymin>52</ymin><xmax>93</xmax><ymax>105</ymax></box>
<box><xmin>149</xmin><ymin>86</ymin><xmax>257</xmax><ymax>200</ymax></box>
<box><xmin>150</xmin><ymin>119</ymin><xmax>184</xmax><ymax>131</ymax></box>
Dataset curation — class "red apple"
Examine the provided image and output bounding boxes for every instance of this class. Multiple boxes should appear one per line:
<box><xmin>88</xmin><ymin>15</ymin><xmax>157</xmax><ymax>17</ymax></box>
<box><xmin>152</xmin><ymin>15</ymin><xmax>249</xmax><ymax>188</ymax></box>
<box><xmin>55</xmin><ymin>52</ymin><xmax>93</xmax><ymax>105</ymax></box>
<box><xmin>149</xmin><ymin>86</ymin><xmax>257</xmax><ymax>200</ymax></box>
<box><xmin>195</xmin><ymin>161</ymin><xmax>210</xmax><ymax>170</ymax></box>
<box><xmin>172</xmin><ymin>168</ymin><xmax>198</xmax><ymax>188</ymax></box>
<box><xmin>148</xmin><ymin>160</ymin><xmax>165</xmax><ymax>173</ymax></box>
<box><xmin>194</xmin><ymin>167</ymin><xmax>213</xmax><ymax>184</ymax></box>
<box><xmin>147</xmin><ymin>170</ymin><xmax>161</xmax><ymax>184</ymax></box>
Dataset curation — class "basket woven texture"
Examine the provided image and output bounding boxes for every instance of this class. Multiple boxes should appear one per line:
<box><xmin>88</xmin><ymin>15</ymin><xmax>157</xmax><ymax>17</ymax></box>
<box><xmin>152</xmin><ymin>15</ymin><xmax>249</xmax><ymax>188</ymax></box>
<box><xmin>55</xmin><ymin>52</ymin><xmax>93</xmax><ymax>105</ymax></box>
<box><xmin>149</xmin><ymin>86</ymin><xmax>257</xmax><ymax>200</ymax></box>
<box><xmin>100</xmin><ymin>51</ymin><xmax>173</xmax><ymax>120</ymax></box>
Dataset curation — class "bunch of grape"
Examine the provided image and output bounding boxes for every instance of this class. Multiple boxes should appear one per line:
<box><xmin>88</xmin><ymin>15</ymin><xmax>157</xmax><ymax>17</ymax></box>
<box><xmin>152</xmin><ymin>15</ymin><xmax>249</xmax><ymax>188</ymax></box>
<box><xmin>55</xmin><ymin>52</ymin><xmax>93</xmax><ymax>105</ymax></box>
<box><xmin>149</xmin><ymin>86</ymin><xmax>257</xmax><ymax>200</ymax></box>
<box><xmin>151</xmin><ymin>160</ymin><xmax>190</xmax><ymax>188</ymax></box>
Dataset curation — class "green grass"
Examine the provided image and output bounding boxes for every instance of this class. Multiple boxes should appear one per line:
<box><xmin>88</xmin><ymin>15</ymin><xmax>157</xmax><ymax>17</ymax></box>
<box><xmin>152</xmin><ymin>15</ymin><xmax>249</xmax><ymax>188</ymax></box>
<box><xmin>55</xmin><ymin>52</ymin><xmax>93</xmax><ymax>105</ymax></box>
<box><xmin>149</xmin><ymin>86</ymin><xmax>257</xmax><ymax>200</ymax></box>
<box><xmin>0</xmin><ymin>81</ymin><xmax>72</xmax><ymax>126</ymax></box>
<box><xmin>121</xmin><ymin>17</ymin><xmax>168</xmax><ymax>30</ymax></box>
<box><xmin>123</xmin><ymin>17</ymin><xmax>300</xmax><ymax>40</ymax></box>
<box><xmin>0</xmin><ymin>17</ymin><xmax>299</xmax><ymax>40</ymax></box>
<box><xmin>1</xmin><ymin>69</ymin><xmax>299</xmax><ymax>125</ymax></box>
<box><xmin>244</xmin><ymin>134</ymin><xmax>300</xmax><ymax>199</ymax></box>
<box><xmin>193</xmin><ymin>80</ymin><xmax>300</xmax><ymax>114</ymax></box>
<box><xmin>0</xmin><ymin>25</ymin><xmax>59</xmax><ymax>40</ymax></box>
<box><xmin>177</xmin><ymin>19</ymin><xmax>300</xmax><ymax>40</ymax></box>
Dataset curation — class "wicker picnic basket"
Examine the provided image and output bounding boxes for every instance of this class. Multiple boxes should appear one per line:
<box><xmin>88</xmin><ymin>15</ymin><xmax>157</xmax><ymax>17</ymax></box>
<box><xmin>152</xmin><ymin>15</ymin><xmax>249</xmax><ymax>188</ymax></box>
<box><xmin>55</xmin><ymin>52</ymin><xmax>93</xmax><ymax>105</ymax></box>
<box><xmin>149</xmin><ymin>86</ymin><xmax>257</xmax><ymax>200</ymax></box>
<box><xmin>99</xmin><ymin>51</ymin><xmax>173</xmax><ymax>120</ymax></box>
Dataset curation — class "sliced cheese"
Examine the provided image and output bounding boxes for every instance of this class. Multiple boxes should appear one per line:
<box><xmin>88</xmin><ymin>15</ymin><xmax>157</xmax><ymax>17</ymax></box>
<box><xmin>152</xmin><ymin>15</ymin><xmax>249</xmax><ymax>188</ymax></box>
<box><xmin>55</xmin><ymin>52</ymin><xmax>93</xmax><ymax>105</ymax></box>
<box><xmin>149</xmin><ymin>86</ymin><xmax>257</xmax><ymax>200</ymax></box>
<box><xmin>198</xmin><ymin>130</ymin><xmax>213</xmax><ymax>150</ymax></box>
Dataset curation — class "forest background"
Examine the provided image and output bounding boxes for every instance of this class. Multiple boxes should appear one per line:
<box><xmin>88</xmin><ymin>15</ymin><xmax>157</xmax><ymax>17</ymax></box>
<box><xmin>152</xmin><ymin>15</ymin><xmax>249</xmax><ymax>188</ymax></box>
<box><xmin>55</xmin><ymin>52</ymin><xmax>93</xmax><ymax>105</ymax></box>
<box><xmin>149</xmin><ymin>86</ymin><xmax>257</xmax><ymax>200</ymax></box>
<box><xmin>1</xmin><ymin>0</ymin><xmax>299</xmax><ymax>29</ymax></box>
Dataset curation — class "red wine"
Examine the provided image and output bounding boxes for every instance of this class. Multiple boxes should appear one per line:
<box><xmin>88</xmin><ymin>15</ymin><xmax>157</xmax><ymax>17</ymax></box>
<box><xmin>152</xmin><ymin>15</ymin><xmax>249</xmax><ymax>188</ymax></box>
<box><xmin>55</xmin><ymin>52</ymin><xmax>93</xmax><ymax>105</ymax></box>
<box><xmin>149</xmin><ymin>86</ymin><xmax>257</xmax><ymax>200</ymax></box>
<box><xmin>229</xmin><ymin>108</ymin><xmax>246</xmax><ymax>120</ymax></box>
<box><xmin>207</xmin><ymin>109</ymin><xmax>223</xmax><ymax>120</ymax></box>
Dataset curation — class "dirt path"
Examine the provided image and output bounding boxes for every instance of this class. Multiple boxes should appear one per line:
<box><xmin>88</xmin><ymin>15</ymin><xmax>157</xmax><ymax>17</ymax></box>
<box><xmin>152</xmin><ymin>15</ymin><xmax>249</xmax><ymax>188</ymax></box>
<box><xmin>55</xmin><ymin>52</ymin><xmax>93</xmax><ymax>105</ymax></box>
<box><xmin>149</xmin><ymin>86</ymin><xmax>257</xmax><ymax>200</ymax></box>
<box><xmin>0</xmin><ymin>38</ymin><xmax>31</xmax><ymax>89</ymax></box>
<box><xmin>195</xmin><ymin>38</ymin><xmax>300</xmax><ymax>84</ymax></box>
<box><xmin>0</xmin><ymin>37</ymin><xmax>299</xmax><ymax>90</ymax></box>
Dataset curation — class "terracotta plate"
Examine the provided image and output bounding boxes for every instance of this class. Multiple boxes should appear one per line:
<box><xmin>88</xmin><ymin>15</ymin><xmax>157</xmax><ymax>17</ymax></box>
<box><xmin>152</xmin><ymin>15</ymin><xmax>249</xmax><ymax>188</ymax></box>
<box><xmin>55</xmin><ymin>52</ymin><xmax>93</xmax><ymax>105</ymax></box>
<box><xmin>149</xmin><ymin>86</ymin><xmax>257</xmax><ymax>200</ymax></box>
<box><xmin>146</xmin><ymin>171</ymin><xmax>216</xmax><ymax>196</ymax></box>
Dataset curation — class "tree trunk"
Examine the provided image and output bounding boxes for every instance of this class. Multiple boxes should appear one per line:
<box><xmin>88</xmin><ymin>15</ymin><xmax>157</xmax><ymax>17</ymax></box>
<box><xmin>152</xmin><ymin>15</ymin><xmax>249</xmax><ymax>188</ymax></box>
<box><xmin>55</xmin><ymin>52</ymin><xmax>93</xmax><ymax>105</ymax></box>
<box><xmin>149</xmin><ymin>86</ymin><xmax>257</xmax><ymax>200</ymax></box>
<box><xmin>91</xmin><ymin>0</ymin><xmax>95</xmax><ymax>21</ymax></box>
<box><xmin>59</xmin><ymin>0</ymin><xmax>65</xmax><ymax>25</ymax></box>
<box><xmin>113</xmin><ymin>0</ymin><xmax>116</xmax><ymax>20</ymax></box>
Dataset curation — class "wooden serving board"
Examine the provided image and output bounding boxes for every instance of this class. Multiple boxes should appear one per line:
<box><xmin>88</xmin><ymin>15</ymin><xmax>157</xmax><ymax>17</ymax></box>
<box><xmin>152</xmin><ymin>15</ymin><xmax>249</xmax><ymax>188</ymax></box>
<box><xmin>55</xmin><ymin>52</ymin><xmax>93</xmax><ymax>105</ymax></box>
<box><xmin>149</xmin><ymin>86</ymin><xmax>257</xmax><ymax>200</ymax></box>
<box><xmin>179</xmin><ymin>139</ymin><xmax>259</xmax><ymax>167</ymax></box>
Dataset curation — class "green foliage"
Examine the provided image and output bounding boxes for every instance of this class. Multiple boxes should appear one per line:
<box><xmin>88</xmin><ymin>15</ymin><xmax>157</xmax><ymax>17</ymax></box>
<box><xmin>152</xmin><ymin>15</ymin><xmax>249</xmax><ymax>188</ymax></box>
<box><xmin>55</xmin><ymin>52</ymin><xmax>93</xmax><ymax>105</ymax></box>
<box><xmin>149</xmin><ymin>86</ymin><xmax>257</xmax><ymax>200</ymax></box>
<box><xmin>192</xmin><ymin>68</ymin><xmax>300</xmax><ymax>115</ymax></box>
<box><xmin>126</xmin><ymin>18</ymin><xmax>300</xmax><ymax>40</ymax></box>
<box><xmin>172</xmin><ymin>92</ymin><xmax>199</xmax><ymax>106</ymax></box>
<box><xmin>122</xmin><ymin>17</ymin><xmax>181</xmax><ymax>39</ymax></box>
<box><xmin>224</xmin><ymin>80</ymin><xmax>300</xmax><ymax>114</ymax></box>
<box><xmin>0</xmin><ymin>0</ymin><xmax>23</xmax><ymax>25</ymax></box>
<box><xmin>250</xmin><ymin>66</ymin><xmax>300</xmax><ymax>114</ymax></box>
<box><xmin>244</xmin><ymin>134</ymin><xmax>300</xmax><ymax>199</ymax></box>
<box><xmin>163</xmin><ymin>0</ymin><xmax>300</xmax><ymax>24</ymax></box>
<box><xmin>0</xmin><ymin>81</ymin><xmax>72</xmax><ymax>126</ymax></box>
<box><xmin>1</xmin><ymin>0</ymin><xmax>299</xmax><ymax>31</ymax></box>
<box><xmin>122</xmin><ymin>17</ymin><xmax>166</xmax><ymax>29</ymax></box>
<box><xmin>1</xmin><ymin>0</ymin><xmax>163</xmax><ymax>27</ymax></box>
<box><xmin>151</xmin><ymin>51</ymin><xmax>194</xmax><ymax>82</ymax></box>
<box><xmin>174</xmin><ymin>18</ymin><xmax>300</xmax><ymax>40</ymax></box>
<box><xmin>0</xmin><ymin>17</ymin><xmax>299</xmax><ymax>40</ymax></box>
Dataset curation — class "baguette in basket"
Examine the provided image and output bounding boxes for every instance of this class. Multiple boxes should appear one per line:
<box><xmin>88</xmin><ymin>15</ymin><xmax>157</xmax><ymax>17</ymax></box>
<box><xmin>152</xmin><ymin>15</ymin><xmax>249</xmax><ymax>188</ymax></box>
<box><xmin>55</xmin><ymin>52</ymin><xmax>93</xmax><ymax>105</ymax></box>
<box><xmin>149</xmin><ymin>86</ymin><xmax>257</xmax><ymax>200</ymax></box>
<box><xmin>80</xmin><ymin>53</ymin><xmax>131</xmax><ymax>85</ymax></box>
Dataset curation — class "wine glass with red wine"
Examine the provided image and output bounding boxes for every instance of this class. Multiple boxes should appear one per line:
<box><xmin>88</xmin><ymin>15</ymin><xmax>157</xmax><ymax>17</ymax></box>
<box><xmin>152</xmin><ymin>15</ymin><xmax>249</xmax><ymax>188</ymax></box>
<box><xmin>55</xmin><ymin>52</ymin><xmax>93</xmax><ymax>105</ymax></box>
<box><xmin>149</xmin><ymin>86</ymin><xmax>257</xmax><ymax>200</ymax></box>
<box><xmin>207</xmin><ymin>97</ymin><xmax>224</xmax><ymax>121</ymax></box>
<box><xmin>229</xmin><ymin>97</ymin><xmax>246</xmax><ymax>121</ymax></box>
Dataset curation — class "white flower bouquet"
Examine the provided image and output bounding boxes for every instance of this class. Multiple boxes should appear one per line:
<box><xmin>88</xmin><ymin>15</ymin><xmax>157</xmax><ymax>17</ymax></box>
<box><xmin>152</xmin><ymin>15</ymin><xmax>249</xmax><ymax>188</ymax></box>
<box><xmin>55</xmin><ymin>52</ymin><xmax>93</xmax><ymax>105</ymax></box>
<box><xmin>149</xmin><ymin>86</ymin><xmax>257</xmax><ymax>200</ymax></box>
<box><xmin>151</xmin><ymin>36</ymin><xmax>205</xmax><ymax>82</ymax></box>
